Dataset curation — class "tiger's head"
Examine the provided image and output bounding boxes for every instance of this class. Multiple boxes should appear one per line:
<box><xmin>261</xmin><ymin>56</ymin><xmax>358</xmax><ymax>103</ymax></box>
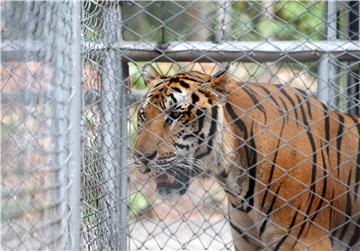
<box><xmin>133</xmin><ymin>65</ymin><xmax>229</xmax><ymax>196</ymax></box>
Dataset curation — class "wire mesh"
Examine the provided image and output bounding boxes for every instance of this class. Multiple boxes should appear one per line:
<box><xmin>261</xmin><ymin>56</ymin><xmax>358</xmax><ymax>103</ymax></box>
<box><xmin>2</xmin><ymin>0</ymin><xmax>360</xmax><ymax>251</ymax></box>
<box><xmin>1</xmin><ymin>1</ymin><xmax>79</xmax><ymax>250</ymax></box>
<box><xmin>81</xmin><ymin>1</ymin><xmax>360</xmax><ymax>251</ymax></box>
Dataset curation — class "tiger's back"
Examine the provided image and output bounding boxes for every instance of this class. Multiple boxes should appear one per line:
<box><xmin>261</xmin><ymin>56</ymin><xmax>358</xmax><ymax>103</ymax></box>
<box><xmin>222</xmin><ymin>80</ymin><xmax>360</xmax><ymax>250</ymax></box>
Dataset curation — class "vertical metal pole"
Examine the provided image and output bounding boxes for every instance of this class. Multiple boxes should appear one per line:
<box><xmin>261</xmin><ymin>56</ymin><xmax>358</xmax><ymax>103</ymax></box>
<box><xmin>67</xmin><ymin>0</ymin><xmax>82</xmax><ymax>250</ymax></box>
<box><xmin>216</xmin><ymin>0</ymin><xmax>231</xmax><ymax>42</ymax></box>
<box><xmin>119</xmin><ymin>61</ymin><xmax>129</xmax><ymax>251</ymax></box>
<box><xmin>51</xmin><ymin>1</ymin><xmax>69</xmax><ymax>249</ymax></box>
<box><xmin>100</xmin><ymin>2</ymin><xmax>126</xmax><ymax>250</ymax></box>
<box><xmin>317</xmin><ymin>1</ymin><xmax>338</xmax><ymax>108</ymax></box>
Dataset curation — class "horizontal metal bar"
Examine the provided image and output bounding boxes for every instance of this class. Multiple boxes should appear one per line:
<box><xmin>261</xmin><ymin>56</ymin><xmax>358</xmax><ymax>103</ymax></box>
<box><xmin>1</xmin><ymin>90</ymin><xmax>54</xmax><ymax>106</ymax></box>
<box><xmin>3</xmin><ymin>40</ymin><xmax>360</xmax><ymax>62</ymax></box>
<box><xmin>1</xmin><ymin>40</ymin><xmax>45</xmax><ymax>62</ymax></box>
<box><xmin>84</xmin><ymin>40</ymin><xmax>360</xmax><ymax>62</ymax></box>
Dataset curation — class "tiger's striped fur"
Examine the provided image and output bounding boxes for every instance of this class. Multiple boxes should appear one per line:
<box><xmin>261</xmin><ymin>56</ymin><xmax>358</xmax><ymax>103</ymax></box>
<box><xmin>133</xmin><ymin>65</ymin><xmax>360</xmax><ymax>250</ymax></box>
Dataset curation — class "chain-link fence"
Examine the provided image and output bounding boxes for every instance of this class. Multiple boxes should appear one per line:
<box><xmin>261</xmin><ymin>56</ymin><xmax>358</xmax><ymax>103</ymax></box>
<box><xmin>1</xmin><ymin>1</ymin><xmax>81</xmax><ymax>250</ymax></box>
<box><xmin>2</xmin><ymin>1</ymin><xmax>360</xmax><ymax>250</ymax></box>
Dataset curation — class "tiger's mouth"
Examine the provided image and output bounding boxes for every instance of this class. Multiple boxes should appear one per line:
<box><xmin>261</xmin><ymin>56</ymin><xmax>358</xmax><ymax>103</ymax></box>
<box><xmin>154</xmin><ymin>169</ymin><xmax>190</xmax><ymax>197</ymax></box>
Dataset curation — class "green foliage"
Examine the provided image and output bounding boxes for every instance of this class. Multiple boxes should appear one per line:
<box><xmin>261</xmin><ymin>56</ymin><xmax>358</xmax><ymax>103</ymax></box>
<box><xmin>83</xmin><ymin>1</ymin><xmax>101</xmax><ymax>41</ymax></box>
<box><xmin>129</xmin><ymin>63</ymin><xmax>147</xmax><ymax>90</ymax></box>
<box><xmin>208</xmin><ymin>182</ymin><xmax>224</xmax><ymax>204</ymax></box>
<box><xmin>130</xmin><ymin>112</ymin><xmax>138</xmax><ymax>146</ymax></box>
<box><xmin>274</xmin><ymin>1</ymin><xmax>325</xmax><ymax>40</ymax></box>
<box><xmin>82</xmin><ymin>1</ymin><xmax>327</xmax><ymax>42</ymax></box>
<box><xmin>128</xmin><ymin>192</ymin><xmax>150</xmax><ymax>219</ymax></box>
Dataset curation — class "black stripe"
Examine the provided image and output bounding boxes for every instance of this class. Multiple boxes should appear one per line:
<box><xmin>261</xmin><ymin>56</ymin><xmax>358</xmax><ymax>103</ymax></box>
<box><xmin>194</xmin><ymin>106</ymin><xmax>218</xmax><ymax>159</ymax></box>
<box><xmin>159</xmin><ymin>97</ymin><xmax>166</xmax><ymax>110</ymax></box>
<box><xmin>193</xmin><ymin>109</ymin><xmax>206</xmax><ymax>136</ymax></box>
<box><xmin>259</xmin><ymin>184</ymin><xmax>282</xmax><ymax>236</ymax></box>
<box><xmin>197</xmin><ymin>133</ymin><xmax>205</xmax><ymax>144</ymax></box>
<box><xmin>225</xmin><ymin>103</ymin><xmax>248</xmax><ymax>138</ymax></box>
<box><xmin>274</xmin><ymin>205</ymin><xmax>301</xmax><ymax>251</ymax></box>
<box><xmin>260</xmin><ymin>117</ymin><xmax>286</xmax><ymax>212</ymax></box>
<box><xmin>168</xmin><ymin>93</ymin><xmax>177</xmax><ymax>104</ymax></box>
<box><xmin>321</xmin><ymin>103</ymin><xmax>330</xmax><ymax>156</ymax></box>
<box><xmin>181</xmin><ymin>76</ymin><xmax>203</xmax><ymax>83</ymax></box>
<box><xmin>153</xmin><ymin>81</ymin><xmax>165</xmax><ymax>88</ymax></box>
<box><xmin>226</xmin><ymin>102</ymin><xmax>257</xmax><ymax>212</ymax></box>
<box><xmin>310</xmin><ymin>143</ymin><xmax>328</xmax><ymax>223</ymax></box>
<box><xmin>276</xmin><ymin>85</ymin><xmax>299</xmax><ymax>127</ymax></box>
<box><xmin>348</xmin><ymin>218</ymin><xmax>360</xmax><ymax>247</ymax></box>
<box><xmin>171</xmin><ymin>87</ymin><xmax>182</xmax><ymax>93</ymax></box>
<box><xmin>294</xmin><ymin>87</ymin><xmax>307</xmax><ymax>97</ymax></box>
<box><xmin>350</xmin><ymin>116</ymin><xmax>360</xmax><ymax>194</ymax></box>
<box><xmin>339</xmin><ymin>169</ymin><xmax>353</xmax><ymax>241</ymax></box>
<box><xmin>208</xmin><ymin>106</ymin><xmax>218</xmax><ymax>137</ymax></box>
<box><xmin>243</xmin><ymin>124</ymin><xmax>257</xmax><ymax>212</ymax></box>
<box><xmin>185</xmin><ymin>104</ymin><xmax>194</xmax><ymax>117</ymax></box>
<box><xmin>256</xmin><ymin>85</ymin><xmax>284</xmax><ymax>117</ymax></box>
<box><xmin>229</xmin><ymin>221</ymin><xmax>250</xmax><ymax>242</ymax></box>
<box><xmin>174</xmin><ymin>143</ymin><xmax>190</xmax><ymax>150</ymax></box>
<box><xmin>179</xmin><ymin>80</ymin><xmax>190</xmax><ymax>88</ymax></box>
<box><xmin>243</xmin><ymin>86</ymin><xmax>267</xmax><ymax>124</ymax></box>
<box><xmin>294</xmin><ymin>94</ymin><xmax>318</xmax><ymax>241</ymax></box>
<box><xmin>191</xmin><ymin>92</ymin><xmax>199</xmax><ymax>104</ymax></box>
<box><xmin>278</xmin><ymin>96</ymin><xmax>290</xmax><ymax>122</ymax></box>
<box><xmin>329</xmin><ymin>188</ymin><xmax>335</xmax><ymax>238</ymax></box>
<box><xmin>169</xmin><ymin>77</ymin><xmax>179</xmax><ymax>83</ymax></box>
<box><xmin>198</xmin><ymin>89</ymin><xmax>210</xmax><ymax>99</ymax></box>
<box><xmin>147</xmin><ymin>151</ymin><xmax>157</xmax><ymax>160</ymax></box>
<box><xmin>295</xmin><ymin>88</ymin><xmax>313</xmax><ymax>119</ymax></box>
<box><xmin>336</xmin><ymin>114</ymin><xmax>345</xmax><ymax>177</ymax></box>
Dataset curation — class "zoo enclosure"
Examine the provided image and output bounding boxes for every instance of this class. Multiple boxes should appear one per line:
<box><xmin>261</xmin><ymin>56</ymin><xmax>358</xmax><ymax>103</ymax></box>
<box><xmin>1</xmin><ymin>1</ymin><xmax>360</xmax><ymax>250</ymax></box>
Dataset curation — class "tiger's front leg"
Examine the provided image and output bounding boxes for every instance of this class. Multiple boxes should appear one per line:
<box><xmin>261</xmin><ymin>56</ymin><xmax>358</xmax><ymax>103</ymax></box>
<box><xmin>228</xmin><ymin>202</ymin><xmax>263</xmax><ymax>251</ymax></box>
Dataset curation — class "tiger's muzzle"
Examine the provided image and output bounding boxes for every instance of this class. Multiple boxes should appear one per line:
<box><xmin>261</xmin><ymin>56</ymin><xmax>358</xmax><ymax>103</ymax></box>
<box><xmin>134</xmin><ymin>152</ymin><xmax>191</xmax><ymax>196</ymax></box>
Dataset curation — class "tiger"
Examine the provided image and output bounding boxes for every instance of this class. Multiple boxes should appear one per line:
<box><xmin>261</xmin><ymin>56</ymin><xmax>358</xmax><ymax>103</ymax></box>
<box><xmin>133</xmin><ymin>64</ymin><xmax>360</xmax><ymax>251</ymax></box>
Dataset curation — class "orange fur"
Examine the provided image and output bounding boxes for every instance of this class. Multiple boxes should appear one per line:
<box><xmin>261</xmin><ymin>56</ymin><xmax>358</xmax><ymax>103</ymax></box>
<box><xmin>134</xmin><ymin>69</ymin><xmax>360</xmax><ymax>250</ymax></box>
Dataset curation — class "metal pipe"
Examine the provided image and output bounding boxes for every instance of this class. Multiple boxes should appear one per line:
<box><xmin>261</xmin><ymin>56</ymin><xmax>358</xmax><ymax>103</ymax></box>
<box><xmin>216</xmin><ymin>0</ymin><xmax>231</xmax><ymax>42</ymax></box>
<box><xmin>66</xmin><ymin>0</ymin><xmax>82</xmax><ymax>249</ymax></box>
<box><xmin>84</xmin><ymin>40</ymin><xmax>360</xmax><ymax>63</ymax></box>
<box><xmin>99</xmin><ymin>2</ymin><xmax>124</xmax><ymax>250</ymax></box>
<box><xmin>4</xmin><ymin>40</ymin><xmax>360</xmax><ymax>62</ymax></box>
<box><xmin>317</xmin><ymin>1</ymin><xmax>338</xmax><ymax>107</ymax></box>
<box><xmin>119</xmin><ymin>60</ymin><xmax>129</xmax><ymax>251</ymax></box>
<box><xmin>51</xmin><ymin>1</ymin><xmax>69</xmax><ymax>249</ymax></box>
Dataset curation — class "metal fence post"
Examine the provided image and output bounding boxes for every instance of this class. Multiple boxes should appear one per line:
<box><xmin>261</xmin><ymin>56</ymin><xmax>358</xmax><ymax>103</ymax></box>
<box><xmin>216</xmin><ymin>0</ymin><xmax>232</xmax><ymax>42</ymax></box>
<box><xmin>317</xmin><ymin>1</ymin><xmax>338</xmax><ymax>108</ymax></box>
<box><xmin>66</xmin><ymin>1</ymin><xmax>82</xmax><ymax>250</ymax></box>
<box><xmin>119</xmin><ymin>60</ymin><xmax>129</xmax><ymax>251</ymax></box>
<box><xmin>51</xmin><ymin>1</ymin><xmax>72</xmax><ymax>248</ymax></box>
<box><xmin>99</xmin><ymin>2</ymin><xmax>126</xmax><ymax>250</ymax></box>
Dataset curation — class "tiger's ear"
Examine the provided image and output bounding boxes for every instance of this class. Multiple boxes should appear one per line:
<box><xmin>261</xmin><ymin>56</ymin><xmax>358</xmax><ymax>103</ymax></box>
<box><xmin>142</xmin><ymin>64</ymin><xmax>162</xmax><ymax>85</ymax></box>
<box><xmin>207</xmin><ymin>64</ymin><xmax>230</xmax><ymax>92</ymax></box>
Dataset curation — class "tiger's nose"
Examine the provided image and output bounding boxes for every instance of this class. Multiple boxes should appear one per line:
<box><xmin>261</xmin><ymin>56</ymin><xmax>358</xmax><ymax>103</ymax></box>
<box><xmin>134</xmin><ymin>150</ymin><xmax>158</xmax><ymax>167</ymax></box>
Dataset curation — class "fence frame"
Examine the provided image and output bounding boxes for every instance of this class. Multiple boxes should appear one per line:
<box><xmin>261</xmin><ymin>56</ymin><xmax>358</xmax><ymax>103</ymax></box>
<box><xmin>66</xmin><ymin>1</ymin><xmax>82</xmax><ymax>250</ymax></box>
